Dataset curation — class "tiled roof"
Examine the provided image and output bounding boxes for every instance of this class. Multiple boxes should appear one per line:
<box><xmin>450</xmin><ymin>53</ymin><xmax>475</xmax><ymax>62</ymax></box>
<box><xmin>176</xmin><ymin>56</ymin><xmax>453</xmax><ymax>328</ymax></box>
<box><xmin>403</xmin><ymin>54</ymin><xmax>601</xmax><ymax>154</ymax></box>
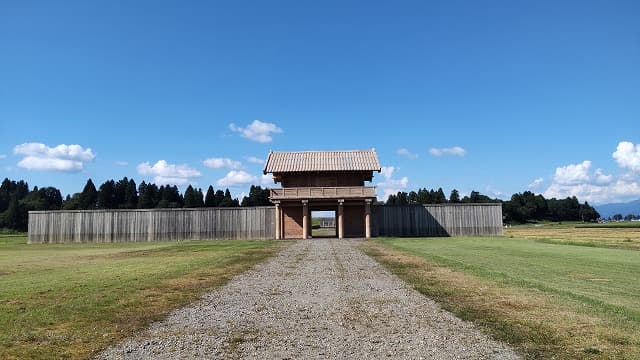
<box><xmin>263</xmin><ymin>149</ymin><xmax>381</xmax><ymax>174</ymax></box>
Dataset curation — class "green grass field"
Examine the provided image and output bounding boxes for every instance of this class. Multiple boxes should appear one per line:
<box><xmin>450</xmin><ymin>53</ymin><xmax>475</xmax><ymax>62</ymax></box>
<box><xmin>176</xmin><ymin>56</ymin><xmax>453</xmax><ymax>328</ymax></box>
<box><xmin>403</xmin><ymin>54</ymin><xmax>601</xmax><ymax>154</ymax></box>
<box><xmin>0</xmin><ymin>235</ymin><xmax>284</xmax><ymax>359</ymax></box>
<box><xmin>365</xmin><ymin>234</ymin><xmax>640</xmax><ymax>359</ymax></box>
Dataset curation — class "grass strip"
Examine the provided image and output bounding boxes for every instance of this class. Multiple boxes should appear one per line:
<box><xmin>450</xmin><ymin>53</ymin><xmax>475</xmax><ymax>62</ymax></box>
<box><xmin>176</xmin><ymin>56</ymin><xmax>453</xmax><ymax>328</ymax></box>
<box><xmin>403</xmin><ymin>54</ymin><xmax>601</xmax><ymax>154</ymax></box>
<box><xmin>0</xmin><ymin>235</ymin><xmax>286</xmax><ymax>359</ymax></box>
<box><xmin>363</xmin><ymin>239</ymin><xmax>640</xmax><ymax>359</ymax></box>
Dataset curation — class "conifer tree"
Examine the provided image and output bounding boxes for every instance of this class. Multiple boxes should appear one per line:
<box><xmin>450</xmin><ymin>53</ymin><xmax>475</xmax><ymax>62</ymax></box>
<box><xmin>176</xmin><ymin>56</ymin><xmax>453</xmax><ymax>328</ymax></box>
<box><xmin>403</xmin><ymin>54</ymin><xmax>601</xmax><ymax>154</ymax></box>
<box><xmin>124</xmin><ymin>179</ymin><xmax>138</xmax><ymax>209</ymax></box>
<box><xmin>205</xmin><ymin>186</ymin><xmax>216</xmax><ymax>207</ymax></box>
<box><xmin>97</xmin><ymin>180</ymin><xmax>116</xmax><ymax>209</ymax></box>
<box><xmin>183</xmin><ymin>185</ymin><xmax>196</xmax><ymax>208</ymax></box>
<box><xmin>214</xmin><ymin>189</ymin><xmax>225</xmax><ymax>206</ymax></box>
<box><xmin>449</xmin><ymin>189</ymin><xmax>460</xmax><ymax>203</ymax></box>
<box><xmin>194</xmin><ymin>188</ymin><xmax>204</xmax><ymax>207</ymax></box>
<box><xmin>79</xmin><ymin>179</ymin><xmax>98</xmax><ymax>209</ymax></box>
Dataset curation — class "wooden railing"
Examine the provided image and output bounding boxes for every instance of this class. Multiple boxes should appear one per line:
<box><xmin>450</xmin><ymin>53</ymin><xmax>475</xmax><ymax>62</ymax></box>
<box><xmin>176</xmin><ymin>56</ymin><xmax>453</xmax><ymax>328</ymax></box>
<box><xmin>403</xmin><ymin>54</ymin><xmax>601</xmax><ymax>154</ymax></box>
<box><xmin>270</xmin><ymin>186</ymin><xmax>376</xmax><ymax>200</ymax></box>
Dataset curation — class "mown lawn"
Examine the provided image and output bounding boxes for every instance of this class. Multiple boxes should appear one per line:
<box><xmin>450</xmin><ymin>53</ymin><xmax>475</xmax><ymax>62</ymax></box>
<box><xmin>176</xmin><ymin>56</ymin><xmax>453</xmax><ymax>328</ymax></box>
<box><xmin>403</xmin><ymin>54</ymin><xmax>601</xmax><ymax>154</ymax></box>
<box><xmin>0</xmin><ymin>235</ymin><xmax>285</xmax><ymax>359</ymax></box>
<box><xmin>364</xmin><ymin>236</ymin><xmax>640</xmax><ymax>359</ymax></box>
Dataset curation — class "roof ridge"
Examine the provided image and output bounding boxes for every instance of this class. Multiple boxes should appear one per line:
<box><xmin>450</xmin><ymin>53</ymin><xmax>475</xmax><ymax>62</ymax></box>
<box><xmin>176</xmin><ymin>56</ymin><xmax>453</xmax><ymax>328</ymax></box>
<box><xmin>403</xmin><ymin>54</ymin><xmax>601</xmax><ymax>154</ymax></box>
<box><xmin>269</xmin><ymin>149</ymin><xmax>375</xmax><ymax>153</ymax></box>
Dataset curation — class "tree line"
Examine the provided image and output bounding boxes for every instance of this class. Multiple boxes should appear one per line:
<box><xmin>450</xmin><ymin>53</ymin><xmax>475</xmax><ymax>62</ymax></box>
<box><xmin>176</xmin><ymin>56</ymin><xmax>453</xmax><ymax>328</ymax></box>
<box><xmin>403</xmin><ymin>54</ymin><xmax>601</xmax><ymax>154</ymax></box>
<box><xmin>385</xmin><ymin>188</ymin><xmax>600</xmax><ymax>223</ymax></box>
<box><xmin>385</xmin><ymin>188</ymin><xmax>495</xmax><ymax>205</ymax></box>
<box><xmin>0</xmin><ymin>178</ymin><xmax>271</xmax><ymax>231</ymax></box>
<box><xmin>610</xmin><ymin>214</ymin><xmax>640</xmax><ymax>222</ymax></box>
<box><xmin>1</xmin><ymin>177</ymin><xmax>604</xmax><ymax>232</ymax></box>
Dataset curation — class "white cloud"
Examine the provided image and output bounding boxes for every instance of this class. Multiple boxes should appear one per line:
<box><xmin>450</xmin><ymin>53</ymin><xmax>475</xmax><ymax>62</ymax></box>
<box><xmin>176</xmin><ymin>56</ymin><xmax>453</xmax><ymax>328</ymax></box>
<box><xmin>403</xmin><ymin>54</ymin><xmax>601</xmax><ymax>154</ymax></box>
<box><xmin>247</xmin><ymin>156</ymin><xmax>265</xmax><ymax>164</ymax></box>
<box><xmin>553</xmin><ymin>160</ymin><xmax>592</xmax><ymax>185</ymax></box>
<box><xmin>137</xmin><ymin>160</ymin><xmax>201</xmax><ymax>186</ymax></box>
<box><xmin>485</xmin><ymin>186</ymin><xmax>504</xmax><ymax>199</ymax></box>
<box><xmin>594</xmin><ymin>168</ymin><xmax>613</xmax><ymax>185</ymax></box>
<box><xmin>376</xmin><ymin>165</ymin><xmax>409</xmax><ymax>201</ymax></box>
<box><xmin>13</xmin><ymin>142</ymin><xmax>95</xmax><ymax>172</ymax></box>
<box><xmin>379</xmin><ymin>179</ymin><xmax>410</xmax><ymax>202</ymax></box>
<box><xmin>429</xmin><ymin>146</ymin><xmax>466</xmax><ymax>157</ymax></box>
<box><xmin>261</xmin><ymin>174</ymin><xmax>274</xmax><ymax>186</ymax></box>
<box><xmin>380</xmin><ymin>166</ymin><xmax>395</xmax><ymax>180</ymax></box>
<box><xmin>203</xmin><ymin>157</ymin><xmax>242</xmax><ymax>169</ymax></box>
<box><xmin>528</xmin><ymin>178</ymin><xmax>544</xmax><ymax>189</ymax></box>
<box><xmin>613</xmin><ymin>141</ymin><xmax>640</xmax><ymax>172</ymax></box>
<box><xmin>385</xmin><ymin>176</ymin><xmax>409</xmax><ymax>188</ymax></box>
<box><xmin>216</xmin><ymin>170</ymin><xmax>257</xmax><ymax>187</ymax></box>
<box><xmin>397</xmin><ymin>148</ymin><xmax>418</xmax><ymax>159</ymax></box>
<box><xmin>543</xmin><ymin>179</ymin><xmax>640</xmax><ymax>205</ymax></box>
<box><xmin>541</xmin><ymin>146</ymin><xmax>639</xmax><ymax>204</ymax></box>
<box><xmin>115</xmin><ymin>161</ymin><xmax>128</xmax><ymax>166</ymax></box>
<box><xmin>229</xmin><ymin>120</ymin><xmax>282</xmax><ymax>143</ymax></box>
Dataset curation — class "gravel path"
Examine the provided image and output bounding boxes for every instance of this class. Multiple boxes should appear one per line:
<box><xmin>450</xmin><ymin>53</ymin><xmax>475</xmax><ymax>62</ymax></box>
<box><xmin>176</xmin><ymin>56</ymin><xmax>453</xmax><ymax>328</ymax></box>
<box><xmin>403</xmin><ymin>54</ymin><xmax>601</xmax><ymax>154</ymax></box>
<box><xmin>97</xmin><ymin>239</ymin><xmax>521</xmax><ymax>359</ymax></box>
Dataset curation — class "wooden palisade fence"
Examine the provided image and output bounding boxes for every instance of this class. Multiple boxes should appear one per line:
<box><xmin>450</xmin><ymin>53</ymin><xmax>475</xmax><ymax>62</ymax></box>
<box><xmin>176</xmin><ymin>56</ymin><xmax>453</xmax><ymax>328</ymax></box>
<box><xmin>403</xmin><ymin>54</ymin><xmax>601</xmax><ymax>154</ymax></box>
<box><xmin>28</xmin><ymin>204</ymin><xmax>502</xmax><ymax>243</ymax></box>
<box><xmin>28</xmin><ymin>207</ymin><xmax>276</xmax><ymax>244</ymax></box>
<box><xmin>372</xmin><ymin>203</ymin><xmax>503</xmax><ymax>237</ymax></box>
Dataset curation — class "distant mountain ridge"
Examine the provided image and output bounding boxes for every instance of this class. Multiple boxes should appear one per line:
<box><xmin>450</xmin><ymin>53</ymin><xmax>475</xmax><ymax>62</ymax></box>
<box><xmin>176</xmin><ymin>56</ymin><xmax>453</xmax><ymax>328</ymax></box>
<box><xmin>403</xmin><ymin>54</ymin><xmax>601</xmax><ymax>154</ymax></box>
<box><xmin>595</xmin><ymin>199</ymin><xmax>640</xmax><ymax>218</ymax></box>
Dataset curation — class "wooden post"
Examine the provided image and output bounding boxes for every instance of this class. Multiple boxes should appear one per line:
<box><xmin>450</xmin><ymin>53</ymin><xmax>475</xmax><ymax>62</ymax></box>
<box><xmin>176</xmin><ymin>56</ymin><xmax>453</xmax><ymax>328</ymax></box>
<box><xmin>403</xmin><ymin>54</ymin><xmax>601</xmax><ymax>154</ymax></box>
<box><xmin>274</xmin><ymin>202</ymin><xmax>281</xmax><ymax>240</ymax></box>
<box><xmin>338</xmin><ymin>199</ymin><xmax>344</xmax><ymax>239</ymax></box>
<box><xmin>302</xmin><ymin>200</ymin><xmax>308</xmax><ymax>239</ymax></box>
<box><xmin>365</xmin><ymin>199</ymin><xmax>371</xmax><ymax>239</ymax></box>
<box><xmin>280</xmin><ymin>205</ymin><xmax>285</xmax><ymax>239</ymax></box>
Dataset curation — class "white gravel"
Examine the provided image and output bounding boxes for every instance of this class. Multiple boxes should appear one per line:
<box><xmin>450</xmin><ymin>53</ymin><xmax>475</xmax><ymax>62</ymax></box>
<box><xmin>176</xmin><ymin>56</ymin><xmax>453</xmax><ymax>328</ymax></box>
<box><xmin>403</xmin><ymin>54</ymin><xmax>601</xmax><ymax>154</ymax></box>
<box><xmin>97</xmin><ymin>238</ymin><xmax>521</xmax><ymax>359</ymax></box>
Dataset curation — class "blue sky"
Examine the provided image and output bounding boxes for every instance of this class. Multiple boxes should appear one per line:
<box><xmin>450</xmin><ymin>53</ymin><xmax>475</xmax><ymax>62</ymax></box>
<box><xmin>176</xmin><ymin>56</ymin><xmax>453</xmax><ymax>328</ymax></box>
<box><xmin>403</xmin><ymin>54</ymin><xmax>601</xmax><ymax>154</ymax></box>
<box><xmin>1</xmin><ymin>1</ymin><xmax>639</xmax><ymax>204</ymax></box>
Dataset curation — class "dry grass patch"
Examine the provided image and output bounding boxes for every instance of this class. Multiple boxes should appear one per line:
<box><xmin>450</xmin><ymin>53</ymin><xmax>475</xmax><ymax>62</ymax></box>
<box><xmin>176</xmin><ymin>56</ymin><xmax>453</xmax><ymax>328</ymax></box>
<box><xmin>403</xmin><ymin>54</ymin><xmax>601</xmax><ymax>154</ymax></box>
<box><xmin>363</xmin><ymin>241</ymin><xmax>640</xmax><ymax>359</ymax></box>
<box><xmin>506</xmin><ymin>223</ymin><xmax>640</xmax><ymax>250</ymax></box>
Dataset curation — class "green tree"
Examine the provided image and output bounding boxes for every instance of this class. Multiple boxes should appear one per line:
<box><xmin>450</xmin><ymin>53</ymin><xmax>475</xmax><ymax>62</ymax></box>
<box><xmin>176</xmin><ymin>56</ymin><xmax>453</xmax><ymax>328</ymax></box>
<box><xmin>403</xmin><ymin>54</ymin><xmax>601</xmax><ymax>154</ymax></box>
<box><xmin>183</xmin><ymin>185</ymin><xmax>197</xmax><ymax>208</ymax></box>
<box><xmin>408</xmin><ymin>191</ymin><xmax>418</xmax><ymax>204</ymax></box>
<box><xmin>156</xmin><ymin>186</ymin><xmax>169</xmax><ymax>208</ymax></box>
<box><xmin>97</xmin><ymin>180</ymin><xmax>116</xmax><ymax>209</ymax></box>
<box><xmin>434</xmin><ymin>188</ymin><xmax>447</xmax><ymax>204</ymax></box>
<box><xmin>1</xmin><ymin>196</ymin><xmax>28</xmax><ymax>231</ymax></box>
<box><xmin>137</xmin><ymin>181</ymin><xmax>157</xmax><ymax>209</ymax></box>
<box><xmin>214</xmin><ymin>190</ymin><xmax>225</xmax><ymax>206</ymax></box>
<box><xmin>416</xmin><ymin>188</ymin><xmax>431</xmax><ymax>204</ymax></box>
<box><xmin>241</xmin><ymin>185</ymin><xmax>272</xmax><ymax>207</ymax></box>
<box><xmin>62</xmin><ymin>193</ymin><xmax>81</xmax><ymax>210</ymax></box>
<box><xmin>0</xmin><ymin>178</ymin><xmax>13</xmax><ymax>212</ymax></box>
<box><xmin>219</xmin><ymin>189</ymin><xmax>236</xmax><ymax>207</ymax></box>
<box><xmin>386</xmin><ymin>193</ymin><xmax>398</xmax><ymax>205</ymax></box>
<box><xmin>580</xmin><ymin>201</ymin><xmax>599</xmax><ymax>222</ymax></box>
<box><xmin>194</xmin><ymin>188</ymin><xmax>204</xmax><ymax>207</ymax></box>
<box><xmin>124</xmin><ymin>178</ymin><xmax>138</xmax><ymax>209</ymax></box>
<box><xmin>390</xmin><ymin>191</ymin><xmax>409</xmax><ymax>205</ymax></box>
<box><xmin>205</xmin><ymin>186</ymin><xmax>216</xmax><ymax>207</ymax></box>
<box><xmin>79</xmin><ymin>179</ymin><xmax>97</xmax><ymax>209</ymax></box>
<box><xmin>449</xmin><ymin>189</ymin><xmax>460</xmax><ymax>203</ymax></box>
<box><xmin>165</xmin><ymin>185</ymin><xmax>183</xmax><ymax>208</ymax></box>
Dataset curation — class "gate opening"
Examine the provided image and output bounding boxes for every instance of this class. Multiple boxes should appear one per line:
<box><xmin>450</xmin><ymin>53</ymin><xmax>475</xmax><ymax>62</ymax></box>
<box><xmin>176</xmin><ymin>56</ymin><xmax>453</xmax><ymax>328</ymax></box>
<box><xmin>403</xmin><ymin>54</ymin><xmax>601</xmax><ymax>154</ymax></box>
<box><xmin>312</xmin><ymin>210</ymin><xmax>337</xmax><ymax>238</ymax></box>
